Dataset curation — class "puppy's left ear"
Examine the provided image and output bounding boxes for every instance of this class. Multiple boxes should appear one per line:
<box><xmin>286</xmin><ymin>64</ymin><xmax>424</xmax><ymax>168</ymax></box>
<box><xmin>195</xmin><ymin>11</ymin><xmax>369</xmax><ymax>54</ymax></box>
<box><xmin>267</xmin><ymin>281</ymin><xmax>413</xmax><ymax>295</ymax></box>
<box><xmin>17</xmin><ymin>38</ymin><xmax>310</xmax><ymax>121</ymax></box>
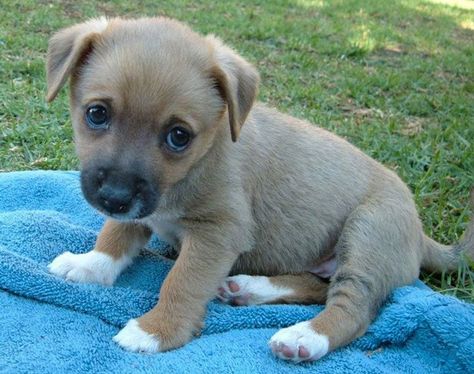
<box><xmin>208</xmin><ymin>36</ymin><xmax>260</xmax><ymax>142</ymax></box>
<box><xmin>46</xmin><ymin>18</ymin><xmax>109</xmax><ymax>102</ymax></box>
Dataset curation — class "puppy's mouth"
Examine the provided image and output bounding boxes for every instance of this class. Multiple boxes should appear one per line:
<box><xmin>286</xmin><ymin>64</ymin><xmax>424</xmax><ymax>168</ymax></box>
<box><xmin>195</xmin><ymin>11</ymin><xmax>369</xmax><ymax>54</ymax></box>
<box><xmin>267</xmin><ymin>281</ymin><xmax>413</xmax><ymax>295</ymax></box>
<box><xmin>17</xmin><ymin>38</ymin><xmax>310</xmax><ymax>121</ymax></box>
<box><xmin>80</xmin><ymin>168</ymin><xmax>159</xmax><ymax>221</ymax></box>
<box><xmin>95</xmin><ymin>200</ymin><xmax>151</xmax><ymax>221</ymax></box>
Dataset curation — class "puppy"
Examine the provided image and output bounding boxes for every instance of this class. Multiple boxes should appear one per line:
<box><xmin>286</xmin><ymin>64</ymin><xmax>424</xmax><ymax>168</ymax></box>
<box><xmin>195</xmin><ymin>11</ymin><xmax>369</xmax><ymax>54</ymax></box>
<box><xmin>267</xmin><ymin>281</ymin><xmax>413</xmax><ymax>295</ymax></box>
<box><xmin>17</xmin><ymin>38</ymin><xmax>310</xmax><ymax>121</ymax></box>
<box><xmin>46</xmin><ymin>17</ymin><xmax>474</xmax><ymax>363</ymax></box>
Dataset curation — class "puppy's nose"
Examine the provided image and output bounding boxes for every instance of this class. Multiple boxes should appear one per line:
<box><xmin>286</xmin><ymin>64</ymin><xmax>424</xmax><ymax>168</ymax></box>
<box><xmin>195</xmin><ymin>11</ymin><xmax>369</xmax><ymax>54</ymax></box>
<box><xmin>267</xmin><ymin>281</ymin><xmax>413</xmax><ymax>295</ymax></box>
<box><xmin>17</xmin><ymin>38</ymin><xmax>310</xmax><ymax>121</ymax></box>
<box><xmin>98</xmin><ymin>184</ymin><xmax>134</xmax><ymax>214</ymax></box>
<box><xmin>95</xmin><ymin>168</ymin><xmax>146</xmax><ymax>215</ymax></box>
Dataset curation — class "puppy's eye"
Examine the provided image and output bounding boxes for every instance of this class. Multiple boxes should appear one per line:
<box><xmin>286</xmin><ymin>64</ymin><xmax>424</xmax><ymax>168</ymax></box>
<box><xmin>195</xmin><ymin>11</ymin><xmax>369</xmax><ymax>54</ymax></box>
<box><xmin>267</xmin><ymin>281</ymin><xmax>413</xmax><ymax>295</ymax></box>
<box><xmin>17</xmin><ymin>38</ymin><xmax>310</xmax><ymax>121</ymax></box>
<box><xmin>85</xmin><ymin>105</ymin><xmax>109</xmax><ymax>130</ymax></box>
<box><xmin>165</xmin><ymin>127</ymin><xmax>191</xmax><ymax>152</ymax></box>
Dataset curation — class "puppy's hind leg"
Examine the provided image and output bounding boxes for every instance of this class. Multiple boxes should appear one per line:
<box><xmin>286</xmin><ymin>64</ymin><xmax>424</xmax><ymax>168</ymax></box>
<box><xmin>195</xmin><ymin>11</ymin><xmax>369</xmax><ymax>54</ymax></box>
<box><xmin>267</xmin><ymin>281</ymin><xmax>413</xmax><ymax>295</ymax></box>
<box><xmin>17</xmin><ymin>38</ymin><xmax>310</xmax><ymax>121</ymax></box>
<box><xmin>270</xmin><ymin>196</ymin><xmax>422</xmax><ymax>363</ymax></box>
<box><xmin>218</xmin><ymin>273</ymin><xmax>328</xmax><ymax>305</ymax></box>
<box><xmin>48</xmin><ymin>220</ymin><xmax>151</xmax><ymax>285</ymax></box>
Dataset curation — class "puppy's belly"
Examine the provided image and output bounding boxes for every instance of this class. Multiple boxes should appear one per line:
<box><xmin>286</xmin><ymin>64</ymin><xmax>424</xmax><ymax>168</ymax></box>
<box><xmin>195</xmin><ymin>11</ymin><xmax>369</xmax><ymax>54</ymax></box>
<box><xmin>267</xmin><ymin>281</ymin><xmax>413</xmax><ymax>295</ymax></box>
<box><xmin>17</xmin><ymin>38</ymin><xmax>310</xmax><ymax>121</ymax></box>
<box><xmin>231</xmin><ymin>246</ymin><xmax>336</xmax><ymax>277</ymax></box>
<box><xmin>308</xmin><ymin>255</ymin><xmax>337</xmax><ymax>278</ymax></box>
<box><xmin>231</xmin><ymin>221</ymin><xmax>339</xmax><ymax>276</ymax></box>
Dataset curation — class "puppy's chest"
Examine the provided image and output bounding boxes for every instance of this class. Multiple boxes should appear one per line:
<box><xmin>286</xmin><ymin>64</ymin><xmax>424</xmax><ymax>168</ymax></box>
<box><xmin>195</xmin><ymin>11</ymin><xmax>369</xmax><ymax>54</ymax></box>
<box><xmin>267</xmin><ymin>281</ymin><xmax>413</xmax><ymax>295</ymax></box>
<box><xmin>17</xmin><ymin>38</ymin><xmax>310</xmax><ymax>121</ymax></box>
<box><xmin>140</xmin><ymin>212</ymin><xmax>183</xmax><ymax>248</ymax></box>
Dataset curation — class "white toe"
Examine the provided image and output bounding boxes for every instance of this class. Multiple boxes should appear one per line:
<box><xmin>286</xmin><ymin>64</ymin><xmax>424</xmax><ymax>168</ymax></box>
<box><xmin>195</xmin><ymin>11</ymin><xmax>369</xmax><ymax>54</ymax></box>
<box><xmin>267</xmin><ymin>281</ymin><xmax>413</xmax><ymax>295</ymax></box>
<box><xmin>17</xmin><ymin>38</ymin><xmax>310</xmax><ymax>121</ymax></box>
<box><xmin>48</xmin><ymin>251</ymin><xmax>75</xmax><ymax>277</ymax></box>
<box><xmin>218</xmin><ymin>274</ymin><xmax>294</xmax><ymax>305</ymax></box>
<box><xmin>113</xmin><ymin>319</ymin><xmax>160</xmax><ymax>353</ymax></box>
<box><xmin>269</xmin><ymin>321</ymin><xmax>329</xmax><ymax>363</ymax></box>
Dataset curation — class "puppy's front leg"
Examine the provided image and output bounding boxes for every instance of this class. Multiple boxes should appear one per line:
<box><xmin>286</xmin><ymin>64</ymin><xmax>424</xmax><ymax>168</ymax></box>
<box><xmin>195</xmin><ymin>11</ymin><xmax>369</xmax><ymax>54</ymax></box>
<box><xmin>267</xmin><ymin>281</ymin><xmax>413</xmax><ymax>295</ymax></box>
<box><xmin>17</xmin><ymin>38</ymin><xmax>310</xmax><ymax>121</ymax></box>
<box><xmin>114</xmin><ymin>229</ymin><xmax>240</xmax><ymax>352</ymax></box>
<box><xmin>48</xmin><ymin>220</ymin><xmax>151</xmax><ymax>285</ymax></box>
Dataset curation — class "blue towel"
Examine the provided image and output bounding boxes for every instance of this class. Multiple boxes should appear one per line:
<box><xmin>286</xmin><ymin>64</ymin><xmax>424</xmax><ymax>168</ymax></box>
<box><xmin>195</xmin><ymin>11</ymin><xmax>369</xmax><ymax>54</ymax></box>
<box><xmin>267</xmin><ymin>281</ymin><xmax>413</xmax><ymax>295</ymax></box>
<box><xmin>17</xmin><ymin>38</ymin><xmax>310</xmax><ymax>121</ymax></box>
<box><xmin>0</xmin><ymin>170</ymin><xmax>473</xmax><ymax>373</ymax></box>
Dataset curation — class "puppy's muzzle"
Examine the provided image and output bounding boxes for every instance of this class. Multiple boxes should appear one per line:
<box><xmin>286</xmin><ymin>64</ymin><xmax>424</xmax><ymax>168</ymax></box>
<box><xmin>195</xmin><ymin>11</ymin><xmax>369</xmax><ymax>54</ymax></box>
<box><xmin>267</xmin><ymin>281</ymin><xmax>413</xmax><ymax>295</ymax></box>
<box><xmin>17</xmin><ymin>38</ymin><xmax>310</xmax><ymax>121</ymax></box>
<box><xmin>81</xmin><ymin>168</ymin><xmax>158</xmax><ymax>220</ymax></box>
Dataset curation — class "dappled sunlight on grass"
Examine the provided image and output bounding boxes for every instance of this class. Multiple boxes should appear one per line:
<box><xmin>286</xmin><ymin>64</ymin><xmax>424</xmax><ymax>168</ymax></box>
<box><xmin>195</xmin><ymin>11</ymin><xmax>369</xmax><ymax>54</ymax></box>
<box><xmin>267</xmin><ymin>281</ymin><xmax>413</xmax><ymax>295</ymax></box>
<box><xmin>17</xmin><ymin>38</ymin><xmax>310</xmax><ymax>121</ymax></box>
<box><xmin>295</xmin><ymin>0</ymin><xmax>325</xmax><ymax>7</ymax></box>
<box><xmin>460</xmin><ymin>19</ymin><xmax>474</xmax><ymax>30</ymax></box>
<box><xmin>425</xmin><ymin>0</ymin><xmax>474</xmax><ymax>10</ymax></box>
<box><xmin>347</xmin><ymin>23</ymin><xmax>376</xmax><ymax>57</ymax></box>
<box><xmin>290</xmin><ymin>0</ymin><xmax>473</xmax><ymax>58</ymax></box>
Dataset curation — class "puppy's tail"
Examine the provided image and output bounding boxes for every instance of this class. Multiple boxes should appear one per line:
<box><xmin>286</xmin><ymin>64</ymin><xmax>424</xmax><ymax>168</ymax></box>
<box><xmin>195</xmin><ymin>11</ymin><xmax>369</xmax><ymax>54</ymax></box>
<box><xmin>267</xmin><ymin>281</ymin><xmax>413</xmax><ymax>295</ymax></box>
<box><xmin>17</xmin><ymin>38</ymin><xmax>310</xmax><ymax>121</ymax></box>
<box><xmin>421</xmin><ymin>188</ymin><xmax>474</xmax><ymax>272</ymax></box>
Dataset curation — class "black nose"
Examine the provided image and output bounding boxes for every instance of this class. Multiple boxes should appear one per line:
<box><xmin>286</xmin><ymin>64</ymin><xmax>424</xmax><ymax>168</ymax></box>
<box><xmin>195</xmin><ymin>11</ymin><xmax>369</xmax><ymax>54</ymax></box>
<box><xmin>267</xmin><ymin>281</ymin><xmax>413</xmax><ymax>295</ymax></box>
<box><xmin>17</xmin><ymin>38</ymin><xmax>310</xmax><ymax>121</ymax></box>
<box><xmin>98</xmin><ymin>184</ymin><xmax>134</xmax><ymax>214</ymax></box>
<box><xmin>95</xmin><ymin>169</ymin><xmax>146</xmax><ymax>215</ymax></box>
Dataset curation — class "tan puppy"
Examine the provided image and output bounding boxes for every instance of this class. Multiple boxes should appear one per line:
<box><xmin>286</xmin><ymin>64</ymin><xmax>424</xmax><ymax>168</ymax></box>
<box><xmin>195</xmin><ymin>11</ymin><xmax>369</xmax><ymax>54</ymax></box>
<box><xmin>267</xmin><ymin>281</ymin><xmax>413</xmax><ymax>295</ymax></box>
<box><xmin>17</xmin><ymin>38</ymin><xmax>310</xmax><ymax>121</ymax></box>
<box><xmin>46</xmin><ymin>17</ymin><xmax>474</xmax><ymax>363</ymax></box>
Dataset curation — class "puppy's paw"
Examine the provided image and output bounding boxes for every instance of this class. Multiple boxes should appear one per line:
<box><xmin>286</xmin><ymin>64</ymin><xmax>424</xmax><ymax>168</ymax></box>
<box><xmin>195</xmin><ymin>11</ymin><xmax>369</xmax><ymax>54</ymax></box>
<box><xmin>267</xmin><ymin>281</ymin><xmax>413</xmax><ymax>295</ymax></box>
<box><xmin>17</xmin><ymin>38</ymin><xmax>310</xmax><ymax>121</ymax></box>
<box><xmin>48</xmin><ymin>250</ymin><xmax>132</xmax><ymax>286</ymax></box>
<box><xmin>269</xmin><ymin>321</ymin><xmax>329</xmax><ymax>363</ymax></box>
<box><xmin>113</xmin><ymin>319</ymin><xmax>160</xmax><ymax>353</ymax></box>
<box><xmin>217</xmin><ymin>274</ymin><xmax>293</xmax><ymax>305</ymax></box>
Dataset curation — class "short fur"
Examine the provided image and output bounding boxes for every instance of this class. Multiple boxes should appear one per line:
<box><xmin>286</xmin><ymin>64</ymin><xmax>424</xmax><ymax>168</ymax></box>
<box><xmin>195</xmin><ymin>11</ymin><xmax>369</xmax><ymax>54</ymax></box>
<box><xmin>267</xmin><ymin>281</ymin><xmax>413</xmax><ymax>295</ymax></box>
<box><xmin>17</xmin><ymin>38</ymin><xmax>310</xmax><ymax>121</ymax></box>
<box><xmin>46</xmin><ymin>17</ymin><xmax>474</xmax><ymax>360</ymax></box>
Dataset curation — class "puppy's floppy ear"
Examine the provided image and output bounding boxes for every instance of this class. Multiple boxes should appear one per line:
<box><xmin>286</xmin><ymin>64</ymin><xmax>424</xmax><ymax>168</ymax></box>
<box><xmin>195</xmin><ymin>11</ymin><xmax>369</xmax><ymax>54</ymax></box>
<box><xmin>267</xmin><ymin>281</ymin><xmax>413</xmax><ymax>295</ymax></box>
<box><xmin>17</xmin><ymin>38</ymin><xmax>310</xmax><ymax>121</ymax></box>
<box><xmin>208</xmin><ymin>36</ymin><xmax>259</xmax><ymax>142</ymax></box>
<box><xmin>46</xmin><ymin>18</ymin><xmax>108</xmax><ymax>102</ymax></box>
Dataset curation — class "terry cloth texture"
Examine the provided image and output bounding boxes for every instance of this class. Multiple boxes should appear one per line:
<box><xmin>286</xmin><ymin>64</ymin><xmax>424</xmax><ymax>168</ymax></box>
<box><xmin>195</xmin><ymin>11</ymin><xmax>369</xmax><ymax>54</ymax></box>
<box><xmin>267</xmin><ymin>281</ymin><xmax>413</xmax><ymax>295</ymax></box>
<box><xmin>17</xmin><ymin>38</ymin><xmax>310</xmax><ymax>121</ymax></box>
<box><xmin>0</xmin><ymin>171</ymin><xmax>473</xmax><ymax>373</ymax></box>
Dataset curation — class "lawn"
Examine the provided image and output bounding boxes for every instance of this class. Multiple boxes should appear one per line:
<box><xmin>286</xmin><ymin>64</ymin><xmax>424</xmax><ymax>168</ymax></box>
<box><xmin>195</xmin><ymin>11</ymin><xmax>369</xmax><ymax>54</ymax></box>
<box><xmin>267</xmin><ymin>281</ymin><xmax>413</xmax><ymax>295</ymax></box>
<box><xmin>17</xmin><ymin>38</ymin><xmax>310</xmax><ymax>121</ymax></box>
<box><xmin>0</xmin><ymin>0</ymin><xmax>473</xmax><ymax>300</ymax></box>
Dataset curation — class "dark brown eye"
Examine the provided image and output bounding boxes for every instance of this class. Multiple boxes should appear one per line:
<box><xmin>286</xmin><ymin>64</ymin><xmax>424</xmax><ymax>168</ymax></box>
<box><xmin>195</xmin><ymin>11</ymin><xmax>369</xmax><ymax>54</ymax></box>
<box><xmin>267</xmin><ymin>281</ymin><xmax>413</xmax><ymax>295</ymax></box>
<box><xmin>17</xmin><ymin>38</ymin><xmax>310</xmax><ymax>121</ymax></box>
<box><xmin>85</xmin><ymin>105</ymin><xmax>109</xmax><ymax>130</ymax></box>
<box><xmin>165</xmin><ymin>127</ymin><xmax>191</xmax><ymax>152</ymax></box>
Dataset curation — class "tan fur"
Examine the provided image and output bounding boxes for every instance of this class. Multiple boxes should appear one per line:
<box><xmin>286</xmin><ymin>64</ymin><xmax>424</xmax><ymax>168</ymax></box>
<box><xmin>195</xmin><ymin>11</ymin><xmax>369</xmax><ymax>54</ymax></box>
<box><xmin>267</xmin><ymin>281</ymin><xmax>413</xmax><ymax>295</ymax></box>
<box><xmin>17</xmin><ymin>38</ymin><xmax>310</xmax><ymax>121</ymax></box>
<box><xmin>269</xmin><ymin>274</ymin><xmax>328</xmax><ymax>304</ymax></box>
<box><xmin>94</xmin><ymin>220</ymin><xmax>151</xmax><ymax>259</ymax></box>
<box><xmin>46</xmin><ymin>17</ymin><xmax>474</xmax><ymax>357</ymax></box>
<box><xmin>139</xmin><ymin>231</ymin><xmax>239</xmax><ymax>349</ymax></box>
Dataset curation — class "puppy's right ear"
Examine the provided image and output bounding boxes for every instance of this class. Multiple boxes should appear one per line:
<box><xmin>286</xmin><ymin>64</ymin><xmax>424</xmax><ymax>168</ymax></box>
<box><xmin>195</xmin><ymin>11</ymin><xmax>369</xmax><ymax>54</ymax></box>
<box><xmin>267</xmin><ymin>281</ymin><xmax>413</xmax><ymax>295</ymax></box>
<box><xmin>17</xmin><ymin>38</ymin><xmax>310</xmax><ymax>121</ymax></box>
<box><xmin>46</xmin><ymin>18</ymin><xmax>108</xmax><ymax>102</ymax></box>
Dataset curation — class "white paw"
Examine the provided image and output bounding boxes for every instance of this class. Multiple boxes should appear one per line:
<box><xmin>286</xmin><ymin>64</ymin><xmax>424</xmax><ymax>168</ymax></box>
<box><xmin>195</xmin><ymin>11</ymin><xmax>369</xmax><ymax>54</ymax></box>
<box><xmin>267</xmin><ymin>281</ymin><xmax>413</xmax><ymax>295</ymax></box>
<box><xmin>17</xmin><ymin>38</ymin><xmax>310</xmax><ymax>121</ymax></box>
<box><xmin>113</xmin><ymin>319</ymin><xmax>160</xmax><ymax>353</ymax></box>
<box><xmin>48</xmin><ymin>250</ymin><xmax>133</xmax><ymax>286</ymax></box>
<box><xmin>217</xmin><ymin>274</ymin><xmax>294</xmax><ymax>305</ymax></box>
<box><xmin>269</xmin><ymin>321</ymin><xmax>329</xmax><ymax>363</ymax></box>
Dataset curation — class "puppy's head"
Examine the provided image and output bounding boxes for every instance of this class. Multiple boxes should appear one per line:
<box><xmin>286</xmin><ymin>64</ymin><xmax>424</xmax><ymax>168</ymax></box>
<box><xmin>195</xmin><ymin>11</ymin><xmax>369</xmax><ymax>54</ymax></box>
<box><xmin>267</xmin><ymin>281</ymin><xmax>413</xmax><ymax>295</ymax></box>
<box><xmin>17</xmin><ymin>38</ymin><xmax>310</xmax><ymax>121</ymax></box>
<box><xmin>46</xmin><ymin>17</ymin><xmax>259</xmax><ymax>220</ymax></box>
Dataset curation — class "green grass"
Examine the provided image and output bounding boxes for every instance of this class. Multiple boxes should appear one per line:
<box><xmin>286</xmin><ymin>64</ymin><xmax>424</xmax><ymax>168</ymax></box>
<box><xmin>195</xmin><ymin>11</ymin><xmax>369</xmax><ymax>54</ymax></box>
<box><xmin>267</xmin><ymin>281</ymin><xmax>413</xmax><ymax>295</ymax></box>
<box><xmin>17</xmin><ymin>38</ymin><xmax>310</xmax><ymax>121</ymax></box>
<box><xmin>0</xmin><ymin>0</ymin><xmax>473</xmax><ymax>300</ymax></box>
